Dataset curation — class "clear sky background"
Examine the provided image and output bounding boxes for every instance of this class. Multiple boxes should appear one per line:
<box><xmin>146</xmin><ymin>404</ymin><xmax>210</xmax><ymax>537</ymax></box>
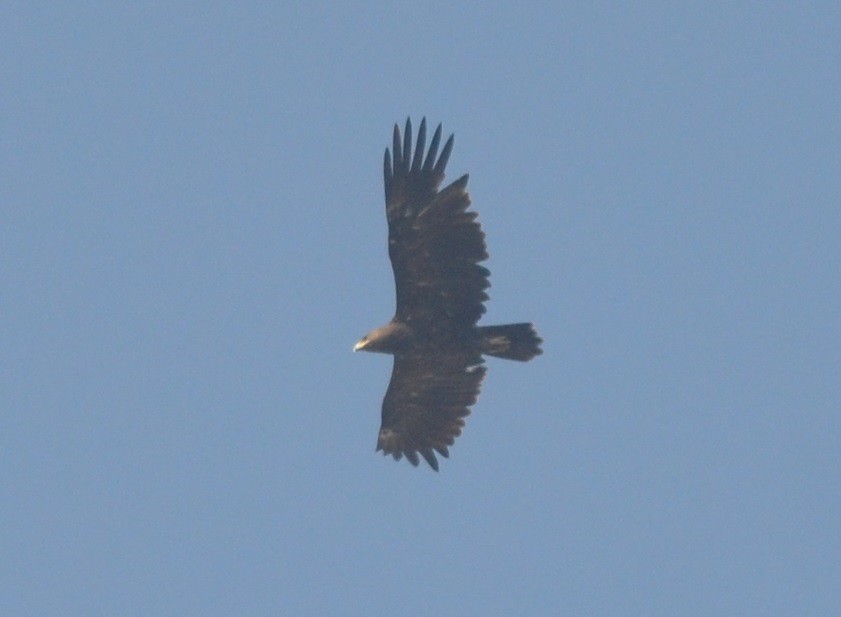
<box><xmin>3</xmin><ymin>3</ymin><xmax>839</xmax><ymax>615</ymax></box>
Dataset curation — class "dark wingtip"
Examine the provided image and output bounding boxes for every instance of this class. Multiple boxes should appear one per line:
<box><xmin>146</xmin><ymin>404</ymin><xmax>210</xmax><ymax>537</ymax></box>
<box><xmin>434</xmin><ymin>133</ymin><xmax>455</xmax><ymax>177</ymax></box>
<box><xmin>402</xmin><ymin>118</ymin><xmax>412</xmax><ymax>172</ymax></box>
<box><xmin>383</xmin><ymin>148</ymin><xmax>392</xmax><ymax>198</ymax></box>
<box><xmin>383</xmin><ymin>148</ymin><xmax>392</xmax><ymax>175</ymax></box>
<box><xmin>392</xmin><ymin>123</ymin><xmax>402</xmax><ymax>171</ymax></box>
<box><xmin>411</xmin><ymin>117</ymin><xmax>427</xmax><ymax>173</ymax></box>
<box><xmin>422</xmin><ymin>123</ymin><xmax>443</xmax><ymax>173</ymax></box>
<box><xmin>420</xmin><ymin>449</ymin><xmax>439</xmax><ymax>471</ymax></box>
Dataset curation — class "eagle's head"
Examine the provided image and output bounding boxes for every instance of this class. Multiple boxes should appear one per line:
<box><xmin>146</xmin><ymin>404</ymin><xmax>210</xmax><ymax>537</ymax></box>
<box><xmin>354</xmin><ymin>322</ymin><xmax>412</xmax><ymax>354</ymax></box>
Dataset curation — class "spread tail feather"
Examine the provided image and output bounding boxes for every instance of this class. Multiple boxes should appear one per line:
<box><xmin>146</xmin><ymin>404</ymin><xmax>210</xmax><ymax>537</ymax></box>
<box><xmin>480</xmin><ymin>323</ymin><xmax>542</xmax><ymax>361</ymax></box>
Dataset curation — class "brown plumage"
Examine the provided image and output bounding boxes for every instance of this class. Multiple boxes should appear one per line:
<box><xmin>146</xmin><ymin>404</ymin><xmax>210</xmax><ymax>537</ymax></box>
<box><xmin>354</xmin><ymin>118</ymin><xmax>542</xmax><ymax>470</ymax></box>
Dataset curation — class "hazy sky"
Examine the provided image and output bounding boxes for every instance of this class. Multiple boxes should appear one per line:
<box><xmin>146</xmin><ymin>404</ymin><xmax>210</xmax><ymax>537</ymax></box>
<box><xmin>3</xmin><ymin>3</ymin><xmax>839</xmax><ymax>615</ymax></box>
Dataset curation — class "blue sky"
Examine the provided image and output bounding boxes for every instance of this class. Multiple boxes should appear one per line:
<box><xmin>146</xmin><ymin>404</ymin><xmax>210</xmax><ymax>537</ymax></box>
<box><xmin>3</xmin><ymin>2</ymin><xmax>839</xmax><ymax>615</ymax></box>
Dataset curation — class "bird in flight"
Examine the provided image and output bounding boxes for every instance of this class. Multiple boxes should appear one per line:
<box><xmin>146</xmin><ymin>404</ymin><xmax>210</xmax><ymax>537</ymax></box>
<box><xmin>355</xmin><ymin>118</ymin><xmax>542</xmax><ymax>470</ymax></box>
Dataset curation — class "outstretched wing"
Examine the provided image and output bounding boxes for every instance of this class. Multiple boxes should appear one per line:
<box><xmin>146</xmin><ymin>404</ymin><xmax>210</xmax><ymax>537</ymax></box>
<box><xmin>384</xmin><ymin>118</ymin><xmax>491</xmax><ymax>332</ymax></box>
<box><xmin>377</xmin><ymin>352</ymin><xmax>486</xmax><ymax>471</ymax></box>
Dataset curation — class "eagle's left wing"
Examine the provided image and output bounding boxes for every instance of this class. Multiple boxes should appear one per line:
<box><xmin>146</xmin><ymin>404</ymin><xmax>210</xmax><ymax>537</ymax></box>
<box><xmin>384</xmin><ymin>118</ymin><xmax>491</xmax><ymax>333</ymax></box>
<box><xmin>377</xmin><ymin>351</ymin><xmax>486</xmax><ymax>471</ymax></box>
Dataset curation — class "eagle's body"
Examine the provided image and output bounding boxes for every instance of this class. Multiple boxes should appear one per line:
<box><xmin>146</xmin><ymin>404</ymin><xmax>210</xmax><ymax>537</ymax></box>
<box><xmin>355</xmin><ymin>119</ymin><xmax>542</xmax><ymax>470</ymax></box>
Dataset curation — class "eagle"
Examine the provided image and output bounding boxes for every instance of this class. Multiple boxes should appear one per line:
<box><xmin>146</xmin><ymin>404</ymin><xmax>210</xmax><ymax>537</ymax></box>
<box><xmin>354</xmin><ymin>118</ymin><xmax>542</xmax><ymax>470</ymax></box>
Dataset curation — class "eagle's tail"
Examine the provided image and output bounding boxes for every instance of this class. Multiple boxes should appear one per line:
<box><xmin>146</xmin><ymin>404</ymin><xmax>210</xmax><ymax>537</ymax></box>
<box><xmin>480</xmin><ymin>323</ymin><xmax>543</xmax><ymax>361</ymax></box>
